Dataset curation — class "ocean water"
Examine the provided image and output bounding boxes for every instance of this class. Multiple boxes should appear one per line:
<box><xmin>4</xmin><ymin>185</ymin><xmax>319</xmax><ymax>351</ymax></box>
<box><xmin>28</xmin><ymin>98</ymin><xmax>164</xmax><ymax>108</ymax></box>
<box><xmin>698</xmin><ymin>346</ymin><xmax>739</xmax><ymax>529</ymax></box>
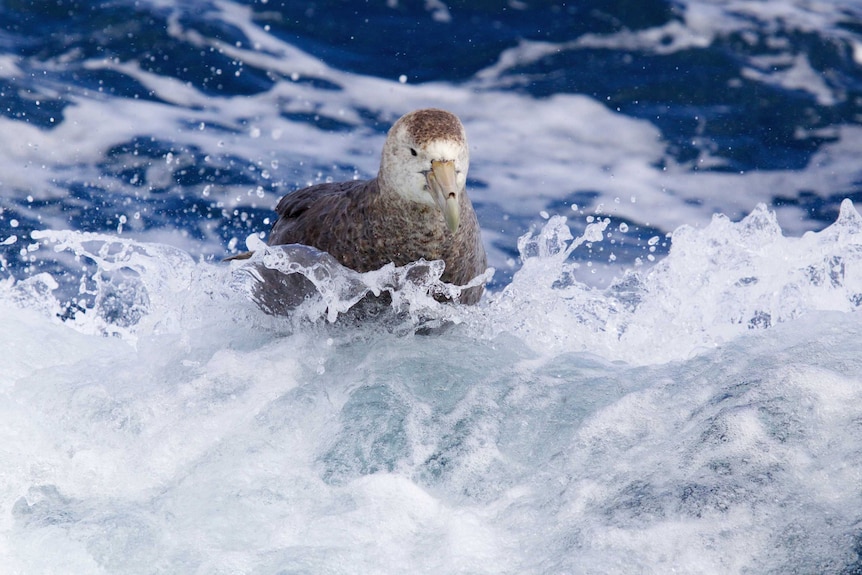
<box><xmin>2</xmin><ymin>0</ymin><xmax>862</xmax><ymax>573</ymax></box>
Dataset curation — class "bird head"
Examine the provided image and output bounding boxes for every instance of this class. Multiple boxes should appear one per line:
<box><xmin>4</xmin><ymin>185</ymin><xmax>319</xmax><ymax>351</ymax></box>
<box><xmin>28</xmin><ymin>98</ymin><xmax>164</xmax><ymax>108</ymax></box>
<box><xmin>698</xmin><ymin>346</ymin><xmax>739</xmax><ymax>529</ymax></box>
<box><xmin>379</xmin><ymin>108</ymin><xmax>469</xmax><ymax>234</ymax></box>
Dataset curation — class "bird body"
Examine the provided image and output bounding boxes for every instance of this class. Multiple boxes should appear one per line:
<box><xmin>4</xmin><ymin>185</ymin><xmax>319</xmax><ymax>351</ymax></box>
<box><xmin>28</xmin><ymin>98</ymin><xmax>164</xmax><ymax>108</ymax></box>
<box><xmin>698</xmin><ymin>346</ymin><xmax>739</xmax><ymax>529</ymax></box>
<box><xmin>238</xmin><ymin>108</ymin><xmax>487</xmax><ymax>311</ymax></box>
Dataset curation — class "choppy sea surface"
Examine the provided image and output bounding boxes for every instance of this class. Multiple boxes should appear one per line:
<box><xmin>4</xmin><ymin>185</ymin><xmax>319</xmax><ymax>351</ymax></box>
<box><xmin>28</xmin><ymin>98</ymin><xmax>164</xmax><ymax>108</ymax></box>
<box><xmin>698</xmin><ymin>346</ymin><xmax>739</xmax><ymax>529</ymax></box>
<box><xmin>3</xmin><ymin>1</ymin><xmax>862</xmax><ymax>573</ymax></box>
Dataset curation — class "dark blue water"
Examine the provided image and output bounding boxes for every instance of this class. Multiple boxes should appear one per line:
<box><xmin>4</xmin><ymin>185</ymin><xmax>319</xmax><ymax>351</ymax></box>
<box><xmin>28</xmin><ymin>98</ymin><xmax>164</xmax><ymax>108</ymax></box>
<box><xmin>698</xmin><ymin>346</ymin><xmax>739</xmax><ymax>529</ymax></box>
<box><xmin>2</xmin><ymin>0</ymin><xmax>861</xmax><ymax>286</ymax></box>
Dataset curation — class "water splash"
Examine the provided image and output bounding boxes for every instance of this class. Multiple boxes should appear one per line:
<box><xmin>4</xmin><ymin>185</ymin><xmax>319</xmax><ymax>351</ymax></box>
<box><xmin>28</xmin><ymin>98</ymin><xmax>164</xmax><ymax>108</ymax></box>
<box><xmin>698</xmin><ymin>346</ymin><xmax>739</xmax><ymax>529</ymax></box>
<box><xmin>7</xmin><ymin>230</ymin><xmax>229</xmax><ymax>342</ymax></box>
<box><xmin>479</xmin><ymin>200</ymin><xmax>862</xmax><ymax>364</ymax></box>
<box><xmin>3</xmin><ymin>203</ymin><xmax>862</xmax><ymax>575</ymax></box>
<box><xmin>228</xmin><ymin>232</ymin><xmax>494</xmax><ymax>327</ymax></box>
<box><xmin>3</xmin><ymin>200</ymin><xmax>861</xmax><ymax>363</ymax></box>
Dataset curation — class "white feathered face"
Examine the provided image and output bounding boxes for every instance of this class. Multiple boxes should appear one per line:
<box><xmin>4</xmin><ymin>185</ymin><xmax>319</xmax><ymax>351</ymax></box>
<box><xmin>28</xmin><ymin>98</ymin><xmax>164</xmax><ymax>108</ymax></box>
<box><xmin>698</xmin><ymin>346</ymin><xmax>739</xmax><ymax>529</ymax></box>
<box><xmin>379</xmin><ymin>109</ymin><xmax>470</xmax><ymax>233</ymax></box>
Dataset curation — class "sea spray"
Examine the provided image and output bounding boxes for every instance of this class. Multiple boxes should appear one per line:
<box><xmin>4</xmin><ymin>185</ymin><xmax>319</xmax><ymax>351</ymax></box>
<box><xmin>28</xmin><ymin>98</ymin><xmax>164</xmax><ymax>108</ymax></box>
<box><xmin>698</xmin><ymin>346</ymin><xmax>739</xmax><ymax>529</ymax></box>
<box><xmin>6</xmin><ymin>201</ymin><xmax>862</xmax><ymax>363</ymax></box>
<box><xmin>3</xmin><ymin>203</ymin><xmax>862</xmax><ymax>574</ymax></box>
<box><xmin>476</xmin><ymin>200</ymin><xmax>862</xmax><ymax>364</ymax></box>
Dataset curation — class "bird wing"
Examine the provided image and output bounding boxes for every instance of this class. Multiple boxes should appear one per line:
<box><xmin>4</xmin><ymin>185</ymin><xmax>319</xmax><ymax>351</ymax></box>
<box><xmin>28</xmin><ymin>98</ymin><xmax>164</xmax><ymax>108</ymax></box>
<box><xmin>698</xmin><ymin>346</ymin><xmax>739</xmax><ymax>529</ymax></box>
<box><xmin>274</xmin><ymin>180</ymin><xmax>352</xmax><ymax>220</ymax></box>
<box><xmin>268</xmin><ymin>178</ymin><xmax>376</xmax><ymax>252</ymax></box>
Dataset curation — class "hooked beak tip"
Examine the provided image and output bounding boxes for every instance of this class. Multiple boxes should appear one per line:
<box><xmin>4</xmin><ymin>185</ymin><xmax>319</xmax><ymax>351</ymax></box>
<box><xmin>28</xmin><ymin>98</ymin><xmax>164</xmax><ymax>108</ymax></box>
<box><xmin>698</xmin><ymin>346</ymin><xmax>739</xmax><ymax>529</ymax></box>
<box><xmin>427</xmin><ymin>160</ymin><xmax>461</xmax><ymax>234</ymax></box>
<box><xmin>444</xmin><ymin>195</ymin><xmax>460</xmax><ymax>233</ymax></box>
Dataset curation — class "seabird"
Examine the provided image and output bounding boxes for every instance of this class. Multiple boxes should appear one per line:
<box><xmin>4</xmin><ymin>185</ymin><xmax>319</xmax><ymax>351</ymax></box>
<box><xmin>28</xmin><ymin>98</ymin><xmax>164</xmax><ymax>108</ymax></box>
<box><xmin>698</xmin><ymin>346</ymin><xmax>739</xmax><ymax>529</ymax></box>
<box><xmin>232</xmin><ymin>108</ymin><xmax>487</xmax><ymax>314</ymax></box>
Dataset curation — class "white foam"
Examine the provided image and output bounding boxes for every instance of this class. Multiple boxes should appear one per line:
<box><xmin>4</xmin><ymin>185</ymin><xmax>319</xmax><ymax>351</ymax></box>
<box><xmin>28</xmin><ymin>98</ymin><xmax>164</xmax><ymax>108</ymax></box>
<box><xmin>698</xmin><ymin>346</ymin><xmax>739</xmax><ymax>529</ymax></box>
<box><xmin>3</xmin><ymin>268</ymin><xmax>861</xmax><ymax>572</ymax></box>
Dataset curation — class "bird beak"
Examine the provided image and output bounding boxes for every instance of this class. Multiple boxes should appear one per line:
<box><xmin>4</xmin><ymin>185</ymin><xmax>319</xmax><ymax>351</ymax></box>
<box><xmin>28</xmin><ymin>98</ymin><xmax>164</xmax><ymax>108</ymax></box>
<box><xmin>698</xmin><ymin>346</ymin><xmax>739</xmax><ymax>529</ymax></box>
<box><xmin>426</xmin><ymin>160</ymin><xmax>461</xmax><ymax>233</ymax></box>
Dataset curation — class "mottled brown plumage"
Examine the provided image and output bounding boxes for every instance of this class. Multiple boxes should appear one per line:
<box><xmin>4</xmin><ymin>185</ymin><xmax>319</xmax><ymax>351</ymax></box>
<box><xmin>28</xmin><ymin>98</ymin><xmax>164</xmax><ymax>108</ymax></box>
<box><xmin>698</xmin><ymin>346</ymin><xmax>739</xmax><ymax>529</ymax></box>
<box><xmin>250</xmin><ymin>108</ymin><xmax>487</xmax><ymax>311</ymax></box>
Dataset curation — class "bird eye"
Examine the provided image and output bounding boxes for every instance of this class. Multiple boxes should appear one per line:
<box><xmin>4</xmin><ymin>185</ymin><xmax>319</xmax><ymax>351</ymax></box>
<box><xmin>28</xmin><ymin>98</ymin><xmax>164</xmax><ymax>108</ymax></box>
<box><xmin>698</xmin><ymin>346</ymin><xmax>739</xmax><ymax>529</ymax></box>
<box><xmin>410</xmin><ymin>148</ymin><xmax>417</xmax><ymax>156</ymax></box>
